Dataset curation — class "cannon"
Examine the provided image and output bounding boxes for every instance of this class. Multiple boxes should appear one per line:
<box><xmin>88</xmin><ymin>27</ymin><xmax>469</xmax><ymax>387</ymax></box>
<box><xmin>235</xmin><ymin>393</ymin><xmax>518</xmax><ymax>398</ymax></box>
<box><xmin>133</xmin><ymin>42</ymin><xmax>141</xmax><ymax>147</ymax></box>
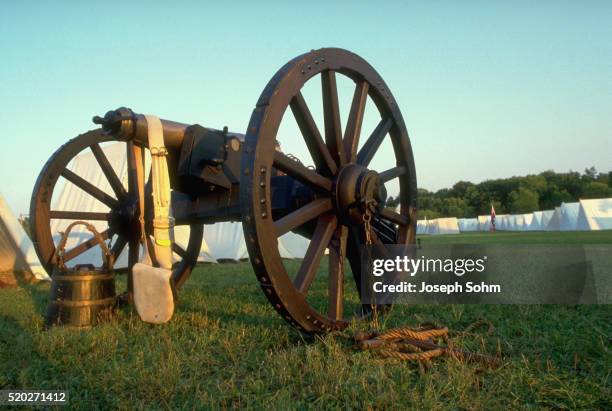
<box><xmin>30</xmin><ymin>48</ymin><xmax>417</xmax><ymax>333</ymax></box>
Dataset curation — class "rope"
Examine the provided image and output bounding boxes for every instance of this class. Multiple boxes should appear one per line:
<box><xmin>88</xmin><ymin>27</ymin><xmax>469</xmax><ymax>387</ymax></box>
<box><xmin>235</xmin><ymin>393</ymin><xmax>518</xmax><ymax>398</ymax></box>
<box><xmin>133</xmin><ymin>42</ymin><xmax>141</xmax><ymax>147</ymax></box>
<box><xmin>355</xmin><ymin>321</ymin><xmax>501</xmax><ymax>369</ymax></box>
<box><xmin>376</xmin><ymin>326</ymin><xmax>449</xmax><ymax>341</ymax></box>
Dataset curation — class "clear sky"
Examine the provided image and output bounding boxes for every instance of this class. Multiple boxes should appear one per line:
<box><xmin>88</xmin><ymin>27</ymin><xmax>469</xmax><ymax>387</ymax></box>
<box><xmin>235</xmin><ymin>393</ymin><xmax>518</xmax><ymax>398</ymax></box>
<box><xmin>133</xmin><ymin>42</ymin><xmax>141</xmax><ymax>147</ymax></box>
<box><xmin>1</xmin><ymin>1</ymin><xmax>611</xmax><ymax>214</ymax></box>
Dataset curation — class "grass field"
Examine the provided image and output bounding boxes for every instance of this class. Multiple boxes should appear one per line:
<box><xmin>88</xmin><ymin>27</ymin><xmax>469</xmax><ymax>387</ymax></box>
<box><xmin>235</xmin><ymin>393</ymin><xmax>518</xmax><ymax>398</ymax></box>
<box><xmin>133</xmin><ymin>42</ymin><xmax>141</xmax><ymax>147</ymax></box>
<box><xmin>1</xmin><ymin>231</ymin><xmax>610</xmax><ymax>409</ymax></box>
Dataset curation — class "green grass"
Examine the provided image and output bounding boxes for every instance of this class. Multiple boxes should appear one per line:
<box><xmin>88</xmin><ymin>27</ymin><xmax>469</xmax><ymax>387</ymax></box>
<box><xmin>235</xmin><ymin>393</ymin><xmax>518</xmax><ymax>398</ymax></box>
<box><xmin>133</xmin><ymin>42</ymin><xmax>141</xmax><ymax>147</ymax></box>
<box><xmin>1</xmin><ymin>231</ymin><xmax>611</xmax><ymax>409</ymax></box>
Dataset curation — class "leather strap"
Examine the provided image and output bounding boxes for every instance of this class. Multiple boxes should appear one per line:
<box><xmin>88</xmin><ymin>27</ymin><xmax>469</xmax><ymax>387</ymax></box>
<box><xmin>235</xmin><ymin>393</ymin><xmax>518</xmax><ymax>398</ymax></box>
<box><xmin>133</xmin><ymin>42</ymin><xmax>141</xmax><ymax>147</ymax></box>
<box><xmin>144</xmin><ymin>115</ymin><xmax>174</xmax><ymax>270</ymax></box>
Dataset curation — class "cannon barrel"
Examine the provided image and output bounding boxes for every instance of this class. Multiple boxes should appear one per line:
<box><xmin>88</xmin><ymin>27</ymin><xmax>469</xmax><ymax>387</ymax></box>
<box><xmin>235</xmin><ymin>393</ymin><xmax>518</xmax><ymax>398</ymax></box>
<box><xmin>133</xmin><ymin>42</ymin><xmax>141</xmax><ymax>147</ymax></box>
<box><xmin>93</xmin><ymin>107</ymin><xmax>193</xmax><ymax>149</ymax></box>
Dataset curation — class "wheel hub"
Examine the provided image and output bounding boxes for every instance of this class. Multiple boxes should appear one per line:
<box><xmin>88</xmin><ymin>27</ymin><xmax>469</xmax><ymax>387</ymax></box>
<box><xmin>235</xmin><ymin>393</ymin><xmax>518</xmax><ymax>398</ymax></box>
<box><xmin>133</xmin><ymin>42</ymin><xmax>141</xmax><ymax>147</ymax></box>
<box><xmin>108</xmin><ymin>201</ymin><xmax>141</xmax><ymax>239</ymax></box>
<box><xmin>335</xmin><ymin>164</ymin><xmax>387</xmax><ymax>224</ymax></box>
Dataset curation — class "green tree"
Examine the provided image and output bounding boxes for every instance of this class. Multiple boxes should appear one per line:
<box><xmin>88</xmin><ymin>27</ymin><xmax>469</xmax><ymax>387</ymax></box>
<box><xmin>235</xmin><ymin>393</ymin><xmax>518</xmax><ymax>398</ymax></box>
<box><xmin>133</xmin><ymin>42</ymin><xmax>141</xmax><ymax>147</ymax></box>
<box><xmin>440</xmin><ymin>197</ymin><xmax>473</xmax><ymax>218</ymax></box>
<box><xmin>539</xmin><ymin>184</ymin><xmax>573</xmax><ymax>209</ymax></box>
<box><xmin>582</xmin><ymin>182</ymin><xmax>612</xmax><ymax>199</ymax></box>
<box><xmin>522</xmin><ymin>175</ymin><xmax>548</xmax><ymax>194</ymax></box>
<box><xmin>508</xmin><ymin>187</ymin><xmax>539</xmax><ymax>213</ymax></box>
<box><xmin>450</xmin><ymin>181</ymin><xmax>475</xmax><ymax>198</ymax></box>
<box><xmin>584</xmin><ymin>166</ymin><xmax>598</xmax><ymax>181</ymax></box>
<box><xmin>386</xmin><ymin>195</ymin><xmax>400</xmax><ymax>208</ymax></box>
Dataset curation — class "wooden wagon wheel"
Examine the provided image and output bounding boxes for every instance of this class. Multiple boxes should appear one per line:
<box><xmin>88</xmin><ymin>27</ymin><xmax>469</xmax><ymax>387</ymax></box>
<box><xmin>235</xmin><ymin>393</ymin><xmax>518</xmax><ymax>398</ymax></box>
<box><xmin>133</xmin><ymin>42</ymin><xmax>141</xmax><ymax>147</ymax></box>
<box><xmin>30</xmin><ymin>129</ymin><xmax>203</xmax><ymax>291</ymax></box>
<box><xmin>241</xmin><ymin>48</ymin><xmax>417</xmax><ymax>333</ymax></box>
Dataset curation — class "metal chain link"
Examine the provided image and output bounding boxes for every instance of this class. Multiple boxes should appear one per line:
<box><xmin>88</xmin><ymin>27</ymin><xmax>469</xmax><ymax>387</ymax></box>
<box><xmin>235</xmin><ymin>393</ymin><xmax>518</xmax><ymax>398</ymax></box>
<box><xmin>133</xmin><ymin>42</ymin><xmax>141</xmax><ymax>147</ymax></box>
<box><xmin>363</xmin><ymin>213</ymin><xmax>372</xmax><ymax>246</ymax></box>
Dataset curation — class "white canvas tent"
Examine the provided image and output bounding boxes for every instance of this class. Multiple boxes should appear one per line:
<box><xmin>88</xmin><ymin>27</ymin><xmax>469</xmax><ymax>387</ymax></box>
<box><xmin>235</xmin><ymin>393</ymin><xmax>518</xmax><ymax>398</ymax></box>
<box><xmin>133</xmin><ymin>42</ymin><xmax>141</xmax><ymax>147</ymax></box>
<box><xmin>203</xmin><ymin>222</ymin><xmax>309</xmax><ymax>261</ymax></box>
<box><xmin>477</xmin><ymin>215</ymin><xmax>491</xmax><ymax>231</ymax></box>
<box><xmin>529</xmin><ymin>211</ymin><xmax>544</xmax><ymax>231</ymax></box>
<box><xmin>174</xmin><ymin>225</ymin><xmax>216</xmax><ymax>263</ymax></box>
<box><xmin>508</xmin><ymin>214</ymin><xmax>532</xmax><ymax>231</ymax></box>
<box><xmin>559</xmin><ymin>202</ymin><xmax>580</xmax><ymax>231</ymax></box>
<box><xmin>278</xmin><ymin>232</ymin><xmax>310</xmax><ymax>259</ymax></box>
<box><xmin>0</xmin><ymin>194</ymin><xmax>49</xmax><ymax>281</ymax></box>
<box><xmin>545</xmin><ymin>207</ymin><xmax>562</xmax><ymax>231</ymax></box>
<box><xmin>496</xmin><ymin>215</ymin><xmax>509</xmax><ymax>231</ymax></box>
<box><xmin>519</xmin><ymin>213</ymin><xmax>533</xmax><ymax>230</ymax></box>
<box><xmin>457</xmin><ymin>218</ymin><xmax>479</xmax><ymax>232</ymax></box>
<box><xmin>506</xmin><ymin>215</ymin><xmax>519</xmax><ymax>231</ymax></box>
<box><xmin>540</xmin><ymin>210</ymin><xmax>555</xmax><ymax>230</ymax></box>
<box><xmin>576</xmin><ymin>198</ymin><xmax>612</xmax><ymax>230</ymax></box>
<box><xmin>427</xmin><ymin>218</ymin><xmax>460</xmax><ymax>235</ymax></box>
<box><xmin>202</xmin><ymin>222</ymin><xmax>248</xmax><ymax>261</ymax></box>
<box><xmin>416</xmin><ymin>219</ymin><xmax>428</xmax><ymax>234</ymax></box>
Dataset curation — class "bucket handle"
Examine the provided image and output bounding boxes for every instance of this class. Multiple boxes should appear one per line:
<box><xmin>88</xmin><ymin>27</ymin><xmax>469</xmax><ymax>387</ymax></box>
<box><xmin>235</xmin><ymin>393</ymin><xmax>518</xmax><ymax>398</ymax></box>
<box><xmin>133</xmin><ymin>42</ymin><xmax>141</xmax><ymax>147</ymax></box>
<box><xmin>56</xmin><ymin>221</ymin><xmax>113</xmax><ymax>270</ymax></box>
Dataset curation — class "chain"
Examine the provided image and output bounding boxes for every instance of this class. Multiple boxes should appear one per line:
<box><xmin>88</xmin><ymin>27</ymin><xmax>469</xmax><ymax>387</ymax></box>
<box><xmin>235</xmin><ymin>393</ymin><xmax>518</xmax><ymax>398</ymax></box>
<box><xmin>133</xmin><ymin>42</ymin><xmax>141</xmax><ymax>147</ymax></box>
<box><xmin>361</xmin><ymin>208</ymin><xmax>377</xmax><ymax>310</ymax></box>
<box><xmin>362</xmin><ymin>198</ymin><xmax>378</xmax><ymax>246</ymax></box>
<box><xmin>363</xmin><ymin>213</ymin><xmax>372</xmax><ymax>245</ymax></box>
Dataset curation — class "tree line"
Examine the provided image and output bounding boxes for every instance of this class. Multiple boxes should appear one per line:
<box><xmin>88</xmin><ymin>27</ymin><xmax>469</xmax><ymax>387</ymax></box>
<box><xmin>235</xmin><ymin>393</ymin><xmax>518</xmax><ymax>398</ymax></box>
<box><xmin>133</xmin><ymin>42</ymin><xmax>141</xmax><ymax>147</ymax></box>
<box><xmin>387</xmin><ymin>167</ymin><xmax>612</xmax><ymax>219</ymax></box>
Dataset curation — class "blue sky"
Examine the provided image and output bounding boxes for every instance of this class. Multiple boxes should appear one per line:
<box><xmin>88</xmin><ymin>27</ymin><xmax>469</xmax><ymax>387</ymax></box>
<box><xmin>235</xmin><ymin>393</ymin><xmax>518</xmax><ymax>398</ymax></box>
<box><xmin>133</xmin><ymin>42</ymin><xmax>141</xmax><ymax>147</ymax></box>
<box><xmin>1</xmin><ymin>1</ymin><xmax>611</xmax><ymax>214</ymax></box>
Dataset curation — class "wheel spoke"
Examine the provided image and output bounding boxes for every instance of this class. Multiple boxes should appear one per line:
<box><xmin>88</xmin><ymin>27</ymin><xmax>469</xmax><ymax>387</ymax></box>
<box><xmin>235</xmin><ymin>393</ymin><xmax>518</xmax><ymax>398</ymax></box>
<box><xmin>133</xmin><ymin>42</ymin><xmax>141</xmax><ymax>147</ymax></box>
<box><xmin>343</xmin><ymin>81</ymin><xmax>369</xmax><ymax>163</ymax></box>
<box><xmin>321</xmin><ymin>70</ymin><xmax>345</xmax><ymax>166</ymax></box>
<box><xmin>273</xmin><ymin>151</ymin><xmax>333</xmax><ymax>192</ymax></box>
<box><xmin>61</xmin><ymin>169</ymin><xmax>120</xmax><ymax>210</ymax></box>
<box><xmin>126</xmin><ymin>141</ymin><xmax>145</xmax><ymax>201</ymax></box>
<box><xmin>91</xmin><ymin>143</ymin><xmax>128</xmax><ymax>201</ymax></box>
<box><xmin>379</xmin><ymin>165</ymin><xmax>406</xmax><ymax>183</ymax></box>
<box><xmin>110</xmin><ymin>236</ymin><xmax>127</xmax><ymax>263</ymax></box>
<box><xmin>372</xmin><ymin>217</ymin><xmax>397</xmax><ymax>244</ymax></box>
<box><xmin>290</xmin><ymin>93</ymin><xmax>337</xmax><ymax>175</ymax></box>
<box><xmin>128</xmin><ymin>238</ymin><xmax>140</xmax><ymax>268</ymax></box>
<box><xmin>293</xmin><ymin>215</ymin><xmax>337</xmax><ymax>294</ymax></box>
<box><xmin>356</xmin><ymin>117</ymin><xmax>393</xmax><ymax>167</ymax></box>
<box><xmin>172</xmin><ymin>242</ymin><xmax>188</xmax><ymax>259</ymax></box>
<box><xmin>346</xmin><ymin>224</ymin><xmax>367</xmax><ymax>293</ymax></box>
<box><xmin>274</xmin><ymin>198</ymin><xmax>332</xmax><ymax>237</ymax></box>
<box><xmin>328</xmin><ymin>225</ymin><xmax>347</xmax><ymax>320</ymax></box>
<box><xmin>50</xmin><ymin>211</ymin><xmax>110</xmax><ymax>220</ymax></box>
<box><xmin>368</xmin><ymin>230</ymin><xmax>393</xmax><ymax>260</ymax></box>
<box><xmin>379</xmin><ymin>207</ymin><xmax>409</xmax><ymax>226</ymax></box>
<box><xmin>62</xmin><ymin>228</ymin><xmax>111</xmax><ymax>262</ymax></box>
<box><xmin>126</xmin><ymin>141</ymin><xmax>145</xmax><ymax>297</ymax></box>
<box><xmin>127</xmin><ymin>238</ymin><xmax>139</xmax><ymax>297</ymax></box>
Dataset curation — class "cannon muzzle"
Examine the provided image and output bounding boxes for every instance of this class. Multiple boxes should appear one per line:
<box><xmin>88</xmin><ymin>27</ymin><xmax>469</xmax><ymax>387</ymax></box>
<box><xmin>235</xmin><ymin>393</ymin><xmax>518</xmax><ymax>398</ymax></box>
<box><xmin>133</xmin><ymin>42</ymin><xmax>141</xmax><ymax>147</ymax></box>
<box><xmin>93</xmin><ymin>107</ymin><xmax>191</xmax><ymax>149</ymax></box>
<box><xmin>92</xmin><ymin>107</ymin><xmax>133</xmax><ymax>135</ymax></box>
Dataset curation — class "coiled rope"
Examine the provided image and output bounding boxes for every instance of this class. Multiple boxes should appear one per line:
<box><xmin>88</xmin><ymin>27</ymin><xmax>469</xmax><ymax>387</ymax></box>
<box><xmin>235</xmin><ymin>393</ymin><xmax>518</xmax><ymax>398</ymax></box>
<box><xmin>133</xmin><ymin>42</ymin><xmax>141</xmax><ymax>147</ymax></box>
<box><xmin>354</xmin><ymin>321</ymin><xmax>501</xmax><ymax>368</ymax></box>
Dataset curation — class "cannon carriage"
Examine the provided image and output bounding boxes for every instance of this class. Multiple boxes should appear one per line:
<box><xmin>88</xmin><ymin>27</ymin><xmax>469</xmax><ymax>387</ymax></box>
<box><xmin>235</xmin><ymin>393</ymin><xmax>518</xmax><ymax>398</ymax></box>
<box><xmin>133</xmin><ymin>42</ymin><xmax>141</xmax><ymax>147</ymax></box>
<box><xmin>30</xmin><ymin>48</ymin><xmax>417</xmax><ymax>333</ymax></box>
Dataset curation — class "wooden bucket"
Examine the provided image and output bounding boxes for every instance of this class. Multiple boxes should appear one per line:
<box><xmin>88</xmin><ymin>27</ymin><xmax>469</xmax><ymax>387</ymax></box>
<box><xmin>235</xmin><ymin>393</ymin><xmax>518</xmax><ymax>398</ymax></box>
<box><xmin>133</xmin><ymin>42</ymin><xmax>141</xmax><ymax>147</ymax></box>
<box><xmin>46</xmin><ymin>221</ymin><xmax>116</xmax><ymax>328</ymax></box>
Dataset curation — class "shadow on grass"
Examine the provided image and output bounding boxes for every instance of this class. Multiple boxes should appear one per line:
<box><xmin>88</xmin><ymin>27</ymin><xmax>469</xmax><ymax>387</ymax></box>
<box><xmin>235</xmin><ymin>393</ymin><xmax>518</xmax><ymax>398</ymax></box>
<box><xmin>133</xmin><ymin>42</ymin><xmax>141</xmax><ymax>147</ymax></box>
<box><xmin>21</xmin><ymin>282</ymin><xmax>50</xmax><ymax>319</ymax></box>
<box><xmin>0</xmin><ymin>313</ymin><xmax>53</xmax><ymax>389</ymax></box>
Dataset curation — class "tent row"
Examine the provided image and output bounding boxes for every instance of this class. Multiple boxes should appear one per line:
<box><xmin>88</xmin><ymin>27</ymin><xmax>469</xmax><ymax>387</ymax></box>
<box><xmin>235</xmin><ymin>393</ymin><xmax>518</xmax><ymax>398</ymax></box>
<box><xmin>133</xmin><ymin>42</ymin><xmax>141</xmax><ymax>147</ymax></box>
<box><xmin>416</xmin><ymin>217</ymin><xmax>460</xmax><ymax>235</ymax></box>
<box><xmin>413</xmin><ymin>198</ymin><xmax>612</xmax><ymax>235</ymax></box>
<box><xmin>483</xmin><ymin>199</ymin><xmax>612</xmax><ymax>232</ymax></box>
